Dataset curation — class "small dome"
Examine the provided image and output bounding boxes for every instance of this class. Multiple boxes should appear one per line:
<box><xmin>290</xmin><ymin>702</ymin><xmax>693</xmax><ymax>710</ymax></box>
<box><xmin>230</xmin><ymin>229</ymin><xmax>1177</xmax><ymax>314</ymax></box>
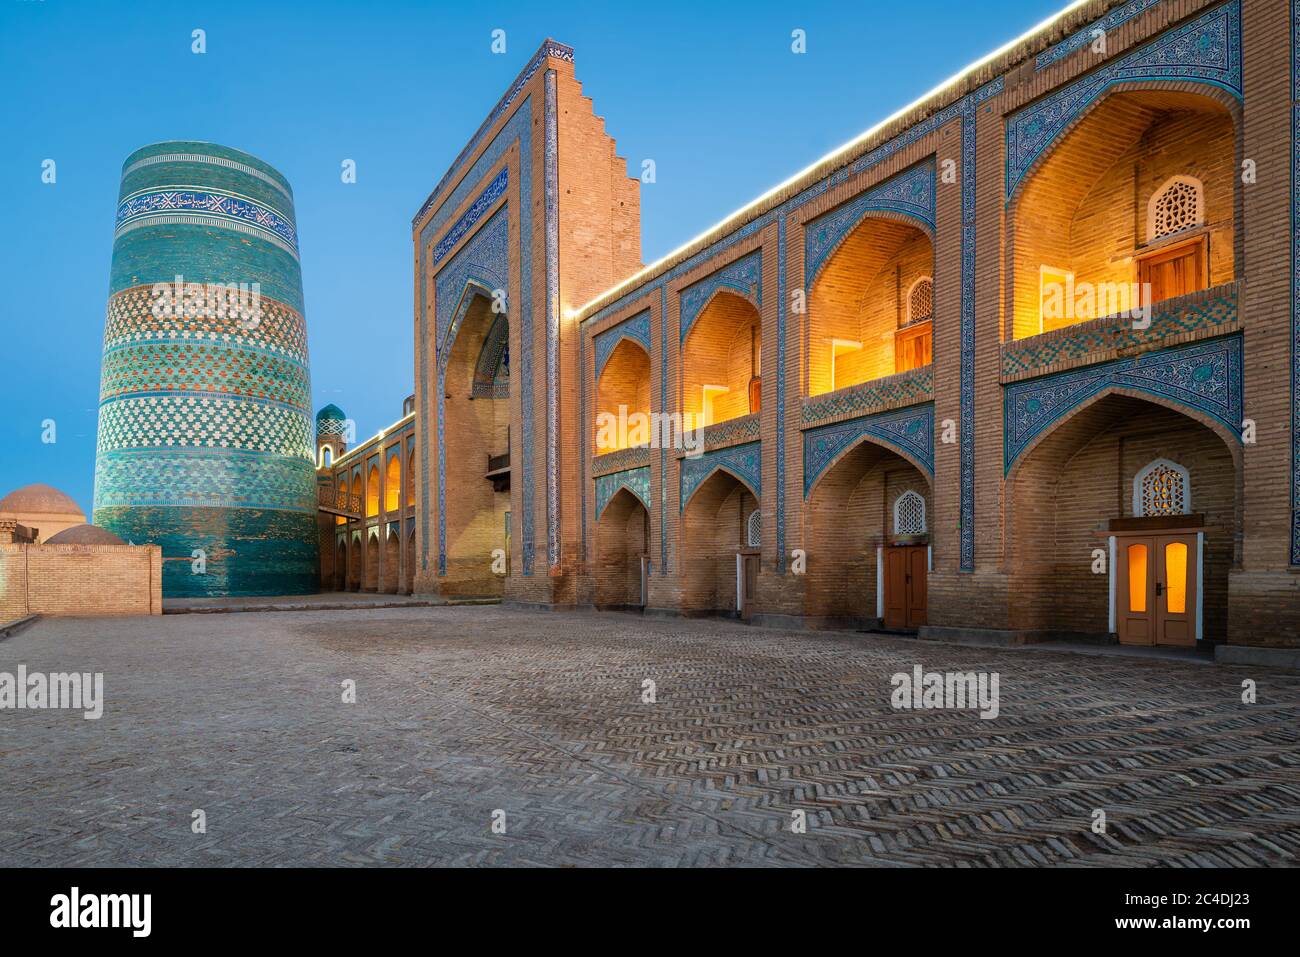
<box><xmin>0</xmin><ymin>483</ymin><xmax>85</xmax><ymax>517</ymax></box>
<box><xmin>45</xmin><ymin>524</ymin><xmax>126</xmax><ymax>546</ymax></box>
<box><xmin>316</xmin><ymin>404</ymin><xmax>348</xmax><ymax>437</ymax></box>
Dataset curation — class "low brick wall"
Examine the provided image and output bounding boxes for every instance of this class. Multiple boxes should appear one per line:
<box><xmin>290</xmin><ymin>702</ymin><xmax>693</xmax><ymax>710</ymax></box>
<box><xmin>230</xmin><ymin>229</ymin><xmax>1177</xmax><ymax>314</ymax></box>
<box><xmin>0</xmin><ymin>543</ymin><xmax>162</xmax><ymax>619</ymax></box>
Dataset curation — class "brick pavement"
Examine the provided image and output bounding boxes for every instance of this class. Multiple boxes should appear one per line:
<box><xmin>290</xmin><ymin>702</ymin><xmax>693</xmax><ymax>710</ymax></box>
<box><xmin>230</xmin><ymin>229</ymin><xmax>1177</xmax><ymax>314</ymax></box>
<box><xmin>1</xmin><ymin>607</ymin><xmax>1298</xmax><ymax>867</ymax></box>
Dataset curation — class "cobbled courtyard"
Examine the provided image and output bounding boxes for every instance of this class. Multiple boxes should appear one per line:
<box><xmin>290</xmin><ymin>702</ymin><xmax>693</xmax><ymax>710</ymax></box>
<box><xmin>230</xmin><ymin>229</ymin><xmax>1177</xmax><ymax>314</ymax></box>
<box><xmin>2</xmin><ymin>606</ymin><xmax>1299</xmax><ymax>867</ymax></box>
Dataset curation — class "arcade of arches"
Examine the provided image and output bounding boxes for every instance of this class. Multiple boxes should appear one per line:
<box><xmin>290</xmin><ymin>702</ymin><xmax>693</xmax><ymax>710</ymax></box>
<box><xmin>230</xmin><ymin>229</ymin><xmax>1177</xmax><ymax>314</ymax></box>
<box><xmin>394</xmin><ymin>5</ymin><xmax>1296</xmax><ymax>657</ymax></box>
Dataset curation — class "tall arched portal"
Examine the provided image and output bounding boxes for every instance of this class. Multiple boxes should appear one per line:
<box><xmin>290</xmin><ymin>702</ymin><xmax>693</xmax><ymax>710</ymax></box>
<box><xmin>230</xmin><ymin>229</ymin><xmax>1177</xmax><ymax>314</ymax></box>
<box><xmin>679</xmin><ymin>470</ymin><xmax>760</xmax><ymax>616</ymax></box>
<box><xmin>594</xmin><ymin>488</ymin><xmax>651</xmax><ymax>609</ymax></box>
<box><xmin>805</xmin><ymin>439</ymin><xmax>932</xmax><ymax>631</ymax></box>
<box><xmin>440</xmin><ymin>293</ymin><xmax>510</xmax><ymax>597</ymax></box>
<box><xmin>1007</xmin><ymin>392</ymin><xmax>1238</xmax><ymax>644</ymax></box>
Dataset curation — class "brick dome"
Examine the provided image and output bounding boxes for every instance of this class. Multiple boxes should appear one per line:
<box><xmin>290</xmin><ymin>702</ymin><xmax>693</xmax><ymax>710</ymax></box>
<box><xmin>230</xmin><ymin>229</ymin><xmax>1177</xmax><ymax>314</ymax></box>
<box><xmin>45</xmin><ymin>524</ymin><xmax>126</xmax><ymax>546</ymax></box>
<box><xmin>0</xmin><ymin>483</ymin><xmax>85</xmax><ymax>518</ymax></box>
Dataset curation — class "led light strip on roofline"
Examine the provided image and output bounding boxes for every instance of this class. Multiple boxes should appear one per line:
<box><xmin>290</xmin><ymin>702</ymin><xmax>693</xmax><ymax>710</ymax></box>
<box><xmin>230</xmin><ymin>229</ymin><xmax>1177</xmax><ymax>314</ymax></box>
<box><xmin>329</xmin><ymin>412</ymin><xmax>416</xmax><ymax>469</ymax></box>
<box><xmin>569</xmin><ymin>0</ymin><xmax>1095</xmax><ymax>319</ymax></box>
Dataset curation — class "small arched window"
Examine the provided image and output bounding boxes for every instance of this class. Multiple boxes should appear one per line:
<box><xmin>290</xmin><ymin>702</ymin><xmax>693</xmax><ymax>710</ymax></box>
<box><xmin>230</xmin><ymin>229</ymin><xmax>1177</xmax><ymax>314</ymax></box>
<box><xmin>745</xmin><ymin>509</ymin><xmax>762</xmax><ymax>548</ymax></box>
<box><xmin>1133</xmin><ymin>458</ymin><xmax>1191</xmax><ymax>517</ymax></box>
<box><xmin>906</xmin><ymin>277</ymin><xmax>934</xmax><ymax>325</ymax></box>
<box><xmin>1147</xmin><ymin>176</ymin><xmax>1205</xmax><ymax>243</ymax></box>
<box><xmin>320</xmin><ymin>446</ymin><xmax>332</xmax><ymax>468</ymax></box>
<box><xmin>893</xmin><ymin>490</ymin><xmax>927</xmax><ymax>535</ymax></box>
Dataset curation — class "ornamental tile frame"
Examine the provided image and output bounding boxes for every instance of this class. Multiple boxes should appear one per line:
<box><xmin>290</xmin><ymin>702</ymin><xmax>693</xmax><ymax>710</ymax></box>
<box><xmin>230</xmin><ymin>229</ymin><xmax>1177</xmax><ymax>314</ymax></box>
<box><xmin>803</xmin><ymin>405</ymin><xmax>936</xmax><ymax>497</ymax></box>
<box><xmin>803</xmin><ymin>159</ymin><xmax>936</xmax><ymax>286</ymax></box>
<box><xmin>1000</xmin><ymin>285</ymin><xmax>1241</xmax><ymax>382</ymax></box>
<box><xmin>544</xmin><ymin>69</ymin><xmax>561</xmax><ymax>570</ymax></box>
<box><xmin>593</xmin><ymin>310</ymin><xmax>652</xmax><ymax>379</ymax></box>
<box><xmin>594</xmin><ymin>466</ymin><xmax>651</xmax><ymax>519</ymax></box>
<box><xmin>1006</xmin><ymin>0</ymin><xmax>1243</xmax><ymax>201</ymax></box>
<box><xmin>680</xmin><ymin>442</ymin><xmax>761</xmax><ymax>511</ymax></box>
<box><xmin>591</xmin><ymin>445</ymin><xmax>652</xmax><ymax>477</ymax></box>
<box><xmin>678</xmin><ymin>249</ymin><xmax>762</xmax><ymax>344</ymax></box>
<box><xmin>1035</xmin><ymin>0</ymin><xmax>1167</xmax><ymax>71</ymax></box>
<box><xmin>1003</xmin><ymin>334</ymin><xmax>1245</xmax><ymax>473</ymax></box>
<box><xmin>802</xmin><ymin>366</ymin><xmax>935</xmax><ymax>428</ymax></box>
<box><xmin>699</xmin><ymin>413</ymin><xmax>761</xmax><ymax>452</ymax></box>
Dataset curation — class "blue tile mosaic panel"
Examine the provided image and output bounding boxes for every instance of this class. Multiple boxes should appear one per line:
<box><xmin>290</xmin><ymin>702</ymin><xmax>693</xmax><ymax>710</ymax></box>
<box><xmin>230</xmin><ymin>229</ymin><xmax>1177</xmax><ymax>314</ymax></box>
<box><xmin>680</xmin><ymin>442</ymin><xmax>761</xmax><ymax>509</ymax></box>
<box><xmin>804</xmin><ymin>160</ymin><xmax>935</xmax><ymax>285</ymax></box>
<box><xmin>93</xmin><ymin>142</ymin><xmax>316</xmax><ymax>598</ymax></box>
<box><xmin>1004</xmin><ymin>335</ymin><xmax>1244</xmax><ymax>473</ymax></box>
<box><xmin>803</xmin><ymin>404</ymin><xmax>935</xmax><ymax>496</ymax></box>
<box><xmin>594</xmin><ymin>467</ymin><xmax>651</xmax><ymax>518</ymax></box>
<box><xmin>1007</xmin><ymin>1</ymin><xmax>1242</xmax><ymax>200</ymax></box>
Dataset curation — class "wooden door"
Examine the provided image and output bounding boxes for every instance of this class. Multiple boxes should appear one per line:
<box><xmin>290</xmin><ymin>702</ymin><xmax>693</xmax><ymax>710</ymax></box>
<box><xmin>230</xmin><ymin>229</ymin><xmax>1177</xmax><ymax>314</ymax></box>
<box><xmin>1117</xmin><ymin>534</ymin><xmax>1197</xmax><ymax>646</ymax></box>
<box><xmin>884</xmin><ymin>548</ymin><xmax>908</xmax><ymax>629</ymax></box>
<box><xmin>906</xmin><ymin>547</ymin><xmax>928</xmax><ymax>628</ymax></box>
<box><xmin>1117</xmin><ymin>537</ymin><xmax>1155</xmax><ymax>645</ymax></box>
<box><xmin>883</xmin><ymin>546</ymin><xmax>927</xmax><ymax>630</ymax></box>
<box><xmin>895</xmin><ymin>321</ymin><xmax>932</xmax><ymax>374</ymax></box>
<box><xmin>1154</xmin><ymin>535</ymin><xmax>1197</xmax><ymax>646</ymax></box>
<box><xmin>1137</xmin><ymin>236</ymin><xmax>1206</xmax><ymax>305</ymax></box>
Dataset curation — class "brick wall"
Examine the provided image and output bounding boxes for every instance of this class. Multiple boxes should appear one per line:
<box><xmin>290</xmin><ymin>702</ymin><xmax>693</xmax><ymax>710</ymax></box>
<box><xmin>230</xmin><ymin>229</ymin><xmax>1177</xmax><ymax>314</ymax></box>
<box><xmin>416</xmin><ymin>4</ymin><xmax>1299</xmax><ymax>646</ymax></box>
<box><xmin>0</xmin><ymin>544</ymin><xmax>162</xmax><ymax>619</ymax></box>
<box><xmin>802</xmin><ymin>441</ymin><xmax>931</xmax><ymax>625</ymax></box>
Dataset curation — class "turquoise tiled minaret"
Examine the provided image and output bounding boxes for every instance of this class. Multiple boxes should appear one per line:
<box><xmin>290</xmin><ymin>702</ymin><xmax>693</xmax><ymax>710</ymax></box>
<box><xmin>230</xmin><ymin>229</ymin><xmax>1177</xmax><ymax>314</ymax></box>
<box><xmin>93</xmin><ymin>141</ymin><xmax>318</xmax><ymax>597</ymax></box>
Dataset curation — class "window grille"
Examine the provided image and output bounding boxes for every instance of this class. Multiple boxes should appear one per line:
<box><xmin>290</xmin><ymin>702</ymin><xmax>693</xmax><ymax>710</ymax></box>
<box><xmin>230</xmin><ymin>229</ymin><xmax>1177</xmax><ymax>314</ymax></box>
<box><xmin>894</xmin><ymin>490</ymin><xmax>926</xmax><ymax>535</ymax></box>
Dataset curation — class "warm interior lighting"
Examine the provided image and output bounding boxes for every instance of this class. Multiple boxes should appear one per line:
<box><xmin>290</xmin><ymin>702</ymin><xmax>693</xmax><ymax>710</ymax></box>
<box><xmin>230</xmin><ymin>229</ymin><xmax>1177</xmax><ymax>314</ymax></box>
<box><xmin>701</xmin><ymin>385</ymin><xmax>729</xmax><ymax>427</ymax></box>
<box><xmin>1165</xmin><ymin>541</ymin><xmax>1188</xmax><ymax>614</ymax></box>
<box><xmin>366</xmin><ymin>465</ymin><xmax>380</xmax><ymax>518</ymax></box>
<box><xmin>830</xmin><ymin>339</ymin><xmax>863</xmax><ymax>393</ymax></box>
<box><xmin>1127</xmin><ymin>543</ymin><xmax>1148</xmax><ymax>613</ymax></box>
<box><xmin>1039</xmin><ymin>266</ymin><xmax>1075</xmax><ymax>332</ymax></box>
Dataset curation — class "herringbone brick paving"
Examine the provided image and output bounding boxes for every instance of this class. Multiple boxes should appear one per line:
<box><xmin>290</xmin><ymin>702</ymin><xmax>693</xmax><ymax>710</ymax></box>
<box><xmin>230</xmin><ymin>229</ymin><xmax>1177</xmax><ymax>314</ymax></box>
<box><xmin>1</xmin><ymin>607</ymin><xmax>1297</xmax><ymax>867</ymax></box>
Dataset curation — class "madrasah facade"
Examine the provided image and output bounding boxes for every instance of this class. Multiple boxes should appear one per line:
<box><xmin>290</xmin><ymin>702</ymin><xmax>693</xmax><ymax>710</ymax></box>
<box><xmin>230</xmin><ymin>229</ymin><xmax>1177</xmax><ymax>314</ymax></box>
<box><xmin>316</xmin><ymin>0</ymin><xmax>1300</xmax><ymax>661</ymax></box>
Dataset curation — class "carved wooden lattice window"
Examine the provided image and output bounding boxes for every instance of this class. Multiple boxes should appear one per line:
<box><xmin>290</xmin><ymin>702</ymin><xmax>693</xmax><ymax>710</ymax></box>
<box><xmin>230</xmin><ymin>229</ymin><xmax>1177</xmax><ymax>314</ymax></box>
<box><xmin>1133</xmin><ymin>459</ymin><xmax>1191</xmax><ymax>517</ymax></box>
<box><xmin>893</xmin><ymin>490</ymin><xmax>926</xmax><ymax>535</ymax></box>
<box><xmin>746</xmin><ymin>509</ymin><xmax>762</xmax><ymax>548</ymax></box>
<box><xmin>1147</xmin><ymin>177</ymin><xmax>1204</xmax><ymax>243</ymax></box>
<box><xmin>906</xmin><ymin>277</ymin><xmax>934</xmax><ymax>324</ymax></box>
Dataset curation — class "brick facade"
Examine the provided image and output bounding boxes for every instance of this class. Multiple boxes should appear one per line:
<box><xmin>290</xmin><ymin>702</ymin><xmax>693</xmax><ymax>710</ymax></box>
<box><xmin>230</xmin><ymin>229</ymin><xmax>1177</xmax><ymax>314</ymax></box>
<box><xmin>408</xmin><ymin>2</ymin><xmax>1299</xmax><ymax>650</ymax></box>
<box><xmin>0</xmin><ymin>543</ymin><xmax>162</xmax><ymax>619</ymax></box>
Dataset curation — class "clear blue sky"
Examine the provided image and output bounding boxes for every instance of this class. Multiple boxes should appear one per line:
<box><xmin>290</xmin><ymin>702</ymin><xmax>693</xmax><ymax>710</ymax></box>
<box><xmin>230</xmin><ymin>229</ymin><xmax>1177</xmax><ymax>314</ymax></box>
<box><xmin>0</xmin><ymin>0</ymin><xmax>1061</xmax><ymax>516</ymax></box>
